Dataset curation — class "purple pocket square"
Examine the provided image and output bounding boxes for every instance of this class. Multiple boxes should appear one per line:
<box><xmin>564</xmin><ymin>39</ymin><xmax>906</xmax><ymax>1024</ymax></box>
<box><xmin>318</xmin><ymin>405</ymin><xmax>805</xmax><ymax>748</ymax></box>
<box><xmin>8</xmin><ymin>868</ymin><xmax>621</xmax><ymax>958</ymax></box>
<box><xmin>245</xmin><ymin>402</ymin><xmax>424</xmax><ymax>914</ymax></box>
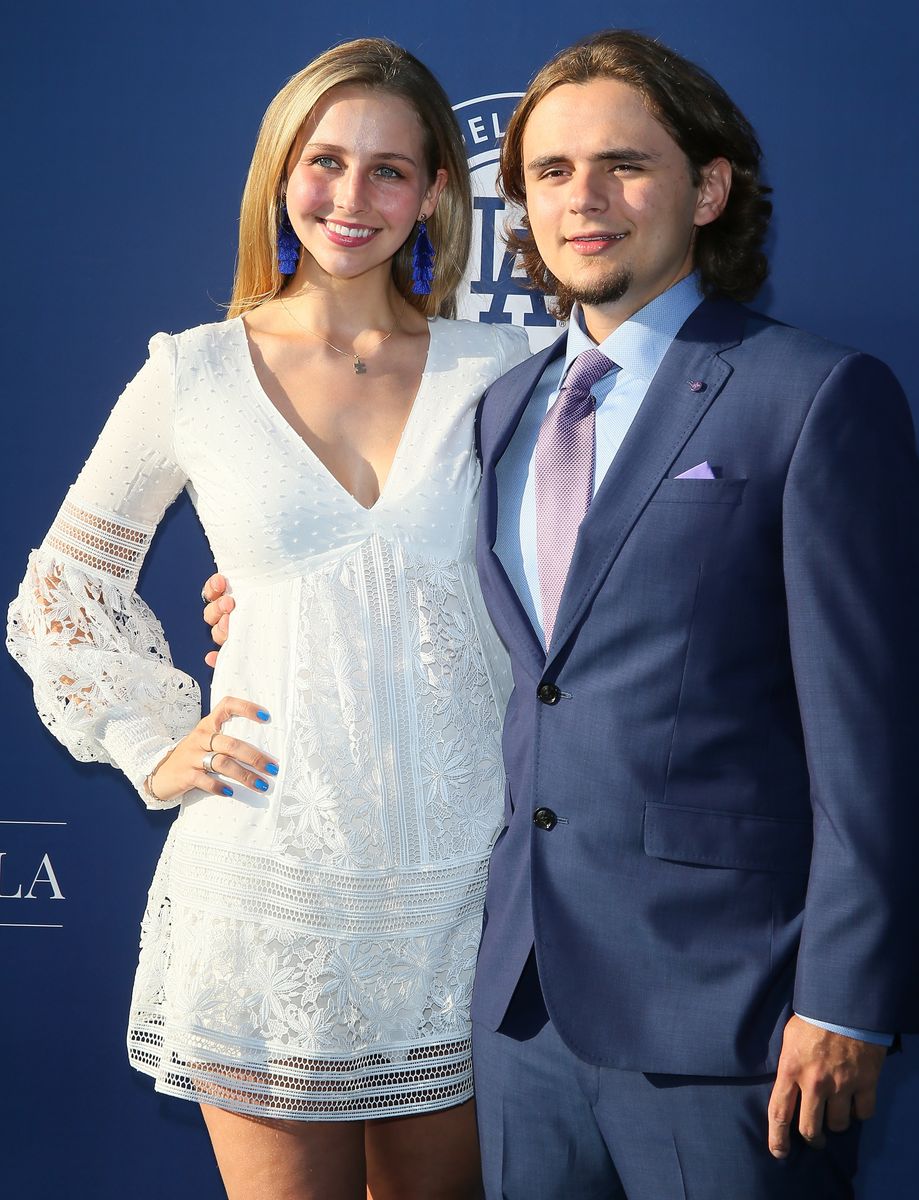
<box><xmin>675</xmin><ymin>461</ymin><xmax>715</xmax><ymax>480</ymax></box>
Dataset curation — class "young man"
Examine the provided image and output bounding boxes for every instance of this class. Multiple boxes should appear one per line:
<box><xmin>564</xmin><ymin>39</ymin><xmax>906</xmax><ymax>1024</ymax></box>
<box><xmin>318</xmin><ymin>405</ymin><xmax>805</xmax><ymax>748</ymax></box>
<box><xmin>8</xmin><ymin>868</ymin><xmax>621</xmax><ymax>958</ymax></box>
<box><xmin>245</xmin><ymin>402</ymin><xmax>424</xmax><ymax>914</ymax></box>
<box><xmin>205</xmin><ymin>30</ymin><xmax>919</xmax><ymax>1198</ymax></box>
<box><xmin>468</xmin><ymin>29</ymin><xmax>918</xmax><ymax>1199</ymax></box>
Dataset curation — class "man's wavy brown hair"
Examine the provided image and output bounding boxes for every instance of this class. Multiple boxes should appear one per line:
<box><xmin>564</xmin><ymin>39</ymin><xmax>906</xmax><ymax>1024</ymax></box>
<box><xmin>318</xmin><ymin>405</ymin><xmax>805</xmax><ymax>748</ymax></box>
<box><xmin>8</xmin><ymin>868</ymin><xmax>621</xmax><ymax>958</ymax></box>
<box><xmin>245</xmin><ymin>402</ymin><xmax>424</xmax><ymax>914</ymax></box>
<box><xmin>500</xmin><ymin>30</ymin><xmax>773</xmax><ymax>318</ymax></box>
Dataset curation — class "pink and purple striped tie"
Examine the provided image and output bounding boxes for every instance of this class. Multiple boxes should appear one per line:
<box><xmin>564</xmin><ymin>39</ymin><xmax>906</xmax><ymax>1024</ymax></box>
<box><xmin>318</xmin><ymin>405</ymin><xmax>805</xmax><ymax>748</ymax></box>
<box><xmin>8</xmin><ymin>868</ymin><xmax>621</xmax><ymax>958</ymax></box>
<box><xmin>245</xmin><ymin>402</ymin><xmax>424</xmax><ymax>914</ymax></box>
<box><xmin>535</xmin><ymin>348</ymin><xmax>614</xmax><ymax>647</ymax></box>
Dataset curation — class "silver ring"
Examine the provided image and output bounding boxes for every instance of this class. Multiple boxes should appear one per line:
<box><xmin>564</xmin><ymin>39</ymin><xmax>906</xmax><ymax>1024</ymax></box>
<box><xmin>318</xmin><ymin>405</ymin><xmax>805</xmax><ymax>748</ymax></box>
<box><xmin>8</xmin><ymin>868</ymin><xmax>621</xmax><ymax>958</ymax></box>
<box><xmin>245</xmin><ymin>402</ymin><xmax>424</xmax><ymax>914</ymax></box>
<box><xmin>208</xmin><ymin>730</ymin><xmax>219</xmax><ymax>752</ymax></box>
<box><xmin>202</xmin><ymin>751</ymin><xmax>219</xmax><ymax>774</ymax></box>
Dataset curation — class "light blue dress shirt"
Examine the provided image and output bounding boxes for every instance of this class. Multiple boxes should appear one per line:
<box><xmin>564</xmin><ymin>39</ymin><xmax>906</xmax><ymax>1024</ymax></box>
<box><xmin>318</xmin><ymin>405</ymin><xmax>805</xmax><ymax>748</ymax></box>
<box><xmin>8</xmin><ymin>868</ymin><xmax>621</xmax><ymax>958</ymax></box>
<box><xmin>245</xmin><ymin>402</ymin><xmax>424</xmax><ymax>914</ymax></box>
<box><xmin>492</xmin><ymin>272</ymin><xmax>892</xmax><ymax>1048</ymax></box>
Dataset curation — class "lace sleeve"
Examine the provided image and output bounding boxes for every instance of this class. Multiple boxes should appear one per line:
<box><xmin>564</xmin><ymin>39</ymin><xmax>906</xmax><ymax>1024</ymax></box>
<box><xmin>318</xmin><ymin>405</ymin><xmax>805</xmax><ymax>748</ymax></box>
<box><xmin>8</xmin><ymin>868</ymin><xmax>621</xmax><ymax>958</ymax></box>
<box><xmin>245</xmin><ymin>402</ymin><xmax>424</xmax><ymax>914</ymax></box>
<box><xmin>6</xmin><ymin>333</ymin><xmax>201</xmax><ymax>808</ymax></box>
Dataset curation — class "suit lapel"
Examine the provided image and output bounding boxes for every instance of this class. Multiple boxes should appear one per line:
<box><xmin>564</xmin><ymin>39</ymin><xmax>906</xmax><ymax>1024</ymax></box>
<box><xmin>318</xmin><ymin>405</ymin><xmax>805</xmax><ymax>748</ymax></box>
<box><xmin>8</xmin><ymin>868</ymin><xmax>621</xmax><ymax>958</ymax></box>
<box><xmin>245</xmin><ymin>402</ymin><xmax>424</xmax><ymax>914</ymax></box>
<box><xmin>477</xmin><ymin>332</ymin><xmax>567</xmax><ymax>675</ymax></box>
<box><xmin>546</xmin><ymin>299</ymin><xmax>746</xmax><ymax>669</ymax></box>
<box><xmin>480</xmin><ymin>333</ymin><xmax>566</xmax><ymax>476</ymax></box>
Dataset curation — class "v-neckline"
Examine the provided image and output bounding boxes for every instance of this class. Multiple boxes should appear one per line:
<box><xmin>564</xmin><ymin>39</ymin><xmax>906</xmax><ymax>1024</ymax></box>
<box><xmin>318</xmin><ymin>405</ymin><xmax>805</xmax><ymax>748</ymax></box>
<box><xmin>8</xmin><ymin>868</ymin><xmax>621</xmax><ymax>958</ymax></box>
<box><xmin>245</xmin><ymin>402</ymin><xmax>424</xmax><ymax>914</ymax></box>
<box><xmin>235</xmin><ymin>315</ymin><xmax>438</xmax><ymax>513</ymax></box>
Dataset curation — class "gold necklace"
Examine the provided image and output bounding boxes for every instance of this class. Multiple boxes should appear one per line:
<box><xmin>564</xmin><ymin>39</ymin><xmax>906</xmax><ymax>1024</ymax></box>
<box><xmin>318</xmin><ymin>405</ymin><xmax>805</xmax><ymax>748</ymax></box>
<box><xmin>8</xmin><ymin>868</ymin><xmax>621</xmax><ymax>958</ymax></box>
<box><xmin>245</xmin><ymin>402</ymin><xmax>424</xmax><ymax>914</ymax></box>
<box><xmin>279</xmin><ymin>296</ymin><xmax>406</xmax><ymax>375</ymax></box>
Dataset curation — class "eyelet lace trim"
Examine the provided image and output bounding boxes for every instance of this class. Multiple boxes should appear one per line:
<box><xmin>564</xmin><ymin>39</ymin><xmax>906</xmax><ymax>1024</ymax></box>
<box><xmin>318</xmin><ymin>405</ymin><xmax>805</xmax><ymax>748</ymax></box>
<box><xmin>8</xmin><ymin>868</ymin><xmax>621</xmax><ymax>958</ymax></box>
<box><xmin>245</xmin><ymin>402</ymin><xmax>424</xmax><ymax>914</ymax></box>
<box><xmin>127</xmin><ymin>831</ymin><xmax>482</xmax><ymax>1117</ymax></box>
<box><xmin>46</xmin><ymin>497</ymin><xmax>155</xmax><ymax>584</ymax></box>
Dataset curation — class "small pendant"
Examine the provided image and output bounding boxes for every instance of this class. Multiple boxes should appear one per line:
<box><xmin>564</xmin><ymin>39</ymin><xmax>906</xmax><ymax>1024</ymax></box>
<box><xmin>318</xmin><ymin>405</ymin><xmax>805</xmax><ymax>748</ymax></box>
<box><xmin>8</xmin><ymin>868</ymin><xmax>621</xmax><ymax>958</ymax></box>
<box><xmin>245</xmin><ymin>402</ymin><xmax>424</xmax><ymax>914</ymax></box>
<box><xmin>353</xmin><ymin>356</ymin><xmax>367</xmax><ymax>375</ymax></box>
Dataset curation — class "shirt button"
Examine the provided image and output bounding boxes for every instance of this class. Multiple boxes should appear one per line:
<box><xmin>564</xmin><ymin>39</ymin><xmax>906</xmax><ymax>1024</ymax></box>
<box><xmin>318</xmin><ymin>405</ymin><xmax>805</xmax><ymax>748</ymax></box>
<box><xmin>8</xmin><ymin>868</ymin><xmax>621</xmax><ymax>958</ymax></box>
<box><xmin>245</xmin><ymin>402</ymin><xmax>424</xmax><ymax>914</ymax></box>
<box><xmin>533</xmin><ymin>807</ymin><xmax>558</xmax><ymax>831</ymax></box>
<box><xmin>537</xmin><ymin>682</ymin><xmax>561</xmax><ymax>705</ymax></box>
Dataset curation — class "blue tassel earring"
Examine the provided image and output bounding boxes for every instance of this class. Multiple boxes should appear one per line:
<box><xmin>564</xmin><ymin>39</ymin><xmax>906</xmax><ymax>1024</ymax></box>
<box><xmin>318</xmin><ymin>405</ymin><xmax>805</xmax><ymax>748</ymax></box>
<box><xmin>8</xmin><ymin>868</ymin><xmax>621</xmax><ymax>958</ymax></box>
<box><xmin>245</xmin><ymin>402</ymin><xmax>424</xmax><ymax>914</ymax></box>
<box><xmin>277</xmin><ymin>205</ymin><xmax>300</xmax><ymax>275</ymax></box>
<box><xmin>411</xmin><ymin>216</ymin><xmax>435</xmax><ymax>295</ymax></box>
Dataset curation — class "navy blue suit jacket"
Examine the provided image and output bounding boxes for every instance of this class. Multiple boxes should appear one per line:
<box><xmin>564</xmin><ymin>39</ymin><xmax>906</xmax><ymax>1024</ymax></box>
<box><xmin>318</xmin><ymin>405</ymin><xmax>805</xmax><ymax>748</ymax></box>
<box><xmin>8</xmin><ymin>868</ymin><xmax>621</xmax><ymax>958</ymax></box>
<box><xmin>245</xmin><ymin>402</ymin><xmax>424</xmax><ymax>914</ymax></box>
<box><xmin>472</xmin><ymin>297</ymin><xmax>919</xmax><ymax>1076</ymax></box>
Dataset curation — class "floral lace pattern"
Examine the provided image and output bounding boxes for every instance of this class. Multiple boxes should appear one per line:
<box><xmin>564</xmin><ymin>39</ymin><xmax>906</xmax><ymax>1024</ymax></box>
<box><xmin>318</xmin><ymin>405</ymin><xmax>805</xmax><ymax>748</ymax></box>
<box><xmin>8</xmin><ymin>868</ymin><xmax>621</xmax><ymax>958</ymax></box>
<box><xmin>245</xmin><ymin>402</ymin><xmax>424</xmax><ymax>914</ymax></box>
<box><xmin>276</xmin><ymin>537</ymin><xmax>506</xmax><ymax>869</ymax></box>
<box><xmin>128</xmin><ymin>830</ymin><xmax>485</xmax><ymax>1116</ymax></box>
<box><xmin>7</xmin><ymin>495</ymin><xmax>200</xmax><ymax>786</ymax></box>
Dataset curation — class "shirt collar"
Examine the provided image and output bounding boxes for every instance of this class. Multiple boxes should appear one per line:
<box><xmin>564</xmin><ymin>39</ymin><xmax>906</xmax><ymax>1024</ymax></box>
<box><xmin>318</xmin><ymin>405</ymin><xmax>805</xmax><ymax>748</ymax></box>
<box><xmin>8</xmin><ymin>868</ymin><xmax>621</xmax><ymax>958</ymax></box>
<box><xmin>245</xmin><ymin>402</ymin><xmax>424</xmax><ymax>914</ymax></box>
<box><xmin>563</xmin><ymin>273</ymin><xmax>704</xmax><ymax>384</ymax></box>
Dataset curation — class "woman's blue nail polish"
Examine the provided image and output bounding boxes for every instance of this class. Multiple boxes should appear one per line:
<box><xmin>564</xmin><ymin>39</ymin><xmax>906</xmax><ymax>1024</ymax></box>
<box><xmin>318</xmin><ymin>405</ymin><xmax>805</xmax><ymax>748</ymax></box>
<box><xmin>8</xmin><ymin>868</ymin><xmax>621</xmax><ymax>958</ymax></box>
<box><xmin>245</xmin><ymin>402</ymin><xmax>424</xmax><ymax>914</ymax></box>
<box><xmin>255</xmin><ymin>779</ymin><xmax>269</xmax><ymax>792</ymax></box>
<box><xmin>222</xmin><ymin>786</ymin><xmax>233</xmax><ymax>797</ymax></box>
<box><xmin>257</xmin><ymin>709</ymin><xmax>271</xmax><ymax>721</ymax></box>
<box><xmin>266</xmin><ymin>762</ymin><xmax>279</xmax><ymax>776</ymax></box>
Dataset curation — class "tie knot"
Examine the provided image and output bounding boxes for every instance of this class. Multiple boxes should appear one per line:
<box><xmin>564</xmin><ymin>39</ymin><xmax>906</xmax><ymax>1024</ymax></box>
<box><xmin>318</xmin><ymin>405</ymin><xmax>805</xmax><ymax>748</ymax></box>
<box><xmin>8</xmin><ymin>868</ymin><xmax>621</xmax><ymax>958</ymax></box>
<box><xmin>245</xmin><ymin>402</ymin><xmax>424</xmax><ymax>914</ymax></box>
<box><xmin>561</xmin><ymin>348</ymin><xmax>614</xmax><ymax>399</ymax></box>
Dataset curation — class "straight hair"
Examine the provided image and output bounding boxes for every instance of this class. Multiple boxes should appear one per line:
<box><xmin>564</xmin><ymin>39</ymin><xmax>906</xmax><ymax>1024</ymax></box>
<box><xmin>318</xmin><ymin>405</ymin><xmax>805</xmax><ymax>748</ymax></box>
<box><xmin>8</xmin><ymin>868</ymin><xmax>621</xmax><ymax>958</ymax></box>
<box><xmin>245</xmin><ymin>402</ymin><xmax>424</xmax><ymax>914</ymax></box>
<box><xmin>228</xmin><ymin>39</ymin><xmax>471</xmax><ymax>320</ymax></box>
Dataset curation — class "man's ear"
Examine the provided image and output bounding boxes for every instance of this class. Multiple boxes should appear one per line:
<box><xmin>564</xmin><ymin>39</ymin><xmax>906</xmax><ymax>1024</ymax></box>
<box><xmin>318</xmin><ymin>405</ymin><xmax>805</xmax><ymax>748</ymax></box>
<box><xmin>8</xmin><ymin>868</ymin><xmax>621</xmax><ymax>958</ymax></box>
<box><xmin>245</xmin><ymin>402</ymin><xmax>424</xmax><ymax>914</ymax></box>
<box><xmin>694</xmin><ymin>158</ymin><xmax>732</xmax><ymax>228</ymax></box>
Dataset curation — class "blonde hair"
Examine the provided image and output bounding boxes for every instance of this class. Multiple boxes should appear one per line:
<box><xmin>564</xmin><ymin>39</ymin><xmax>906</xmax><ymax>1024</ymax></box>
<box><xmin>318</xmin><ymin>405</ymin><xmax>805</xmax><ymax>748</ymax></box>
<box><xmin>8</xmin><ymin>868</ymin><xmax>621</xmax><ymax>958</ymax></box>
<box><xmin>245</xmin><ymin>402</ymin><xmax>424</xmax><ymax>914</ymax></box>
<box><xmin>228</xmin><ymin>38</ymin><xmax>471</xmax><ymax>320</ymax></box>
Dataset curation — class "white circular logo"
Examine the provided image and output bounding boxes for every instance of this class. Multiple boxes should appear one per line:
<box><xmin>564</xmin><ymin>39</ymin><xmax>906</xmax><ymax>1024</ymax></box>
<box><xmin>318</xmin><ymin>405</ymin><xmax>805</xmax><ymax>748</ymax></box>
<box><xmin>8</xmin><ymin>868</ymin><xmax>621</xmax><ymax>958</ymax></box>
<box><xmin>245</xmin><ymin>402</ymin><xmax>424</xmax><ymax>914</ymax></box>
<box><xmin>453</xmin><ymin>93</ymin><xmax>562</xmax><ymax>351</ymax></box>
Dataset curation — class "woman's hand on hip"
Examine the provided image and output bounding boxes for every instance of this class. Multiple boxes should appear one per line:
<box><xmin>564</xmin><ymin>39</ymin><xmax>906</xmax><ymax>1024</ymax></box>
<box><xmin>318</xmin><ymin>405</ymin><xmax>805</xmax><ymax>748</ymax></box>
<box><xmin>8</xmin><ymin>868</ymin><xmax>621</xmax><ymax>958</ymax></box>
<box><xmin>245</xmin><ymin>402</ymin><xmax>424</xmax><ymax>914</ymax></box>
<box><xmin>148</xmin><ymin>696</ymin><xmax>277</xmax><ymax>803</ymax></box>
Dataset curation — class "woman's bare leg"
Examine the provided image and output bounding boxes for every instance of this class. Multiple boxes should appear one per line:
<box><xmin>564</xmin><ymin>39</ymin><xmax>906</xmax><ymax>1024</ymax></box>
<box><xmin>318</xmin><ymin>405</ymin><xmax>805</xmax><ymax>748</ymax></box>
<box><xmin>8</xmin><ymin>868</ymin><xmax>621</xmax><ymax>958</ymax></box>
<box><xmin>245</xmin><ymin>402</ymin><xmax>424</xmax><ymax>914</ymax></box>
<box><xmin>365</xmin><ymin>1098</ymin><xmax>484</xmax><ymax>1200</ymax></box>
<box><xmin>201</xmin><ymin>1104</ymin><xmax>366</xmax><ymax>1200</ymax></box>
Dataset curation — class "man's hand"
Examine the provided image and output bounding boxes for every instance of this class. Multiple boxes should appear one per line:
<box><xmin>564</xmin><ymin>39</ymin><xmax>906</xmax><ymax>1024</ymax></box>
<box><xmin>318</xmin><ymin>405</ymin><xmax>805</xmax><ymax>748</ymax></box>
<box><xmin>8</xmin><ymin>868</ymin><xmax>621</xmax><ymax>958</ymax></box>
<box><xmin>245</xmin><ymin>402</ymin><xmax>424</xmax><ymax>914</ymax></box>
<box><xmin>202</xmin><ymin>573</ymin><xmax>234</xmax><ymax>668</ymax></box>
<box><xmin>767</xmin><ymin>1015</ymin><xmax>886</xmax><ymax>1158</ymax></box>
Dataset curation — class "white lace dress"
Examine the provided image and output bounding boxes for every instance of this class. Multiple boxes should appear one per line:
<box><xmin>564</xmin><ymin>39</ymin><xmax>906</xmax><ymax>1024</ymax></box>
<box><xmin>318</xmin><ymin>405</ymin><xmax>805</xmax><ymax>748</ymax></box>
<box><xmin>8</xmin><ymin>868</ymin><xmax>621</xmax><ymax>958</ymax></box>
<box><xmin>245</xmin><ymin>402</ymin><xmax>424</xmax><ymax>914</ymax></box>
<box><xmin>7</xmin><ymin>315</ymin><xmax>530</xmax><ymax>1119</ymax></box>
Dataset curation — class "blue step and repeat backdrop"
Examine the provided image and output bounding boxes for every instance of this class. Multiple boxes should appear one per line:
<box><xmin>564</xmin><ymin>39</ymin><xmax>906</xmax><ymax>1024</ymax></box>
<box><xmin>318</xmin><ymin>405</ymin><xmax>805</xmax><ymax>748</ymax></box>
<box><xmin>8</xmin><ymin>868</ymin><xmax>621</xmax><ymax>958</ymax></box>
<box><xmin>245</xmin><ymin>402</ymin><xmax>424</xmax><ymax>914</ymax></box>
<box><xmin>2</xmin><ymin>1</ymin><xmax>917</xmax><ymax>1195</ymax></box>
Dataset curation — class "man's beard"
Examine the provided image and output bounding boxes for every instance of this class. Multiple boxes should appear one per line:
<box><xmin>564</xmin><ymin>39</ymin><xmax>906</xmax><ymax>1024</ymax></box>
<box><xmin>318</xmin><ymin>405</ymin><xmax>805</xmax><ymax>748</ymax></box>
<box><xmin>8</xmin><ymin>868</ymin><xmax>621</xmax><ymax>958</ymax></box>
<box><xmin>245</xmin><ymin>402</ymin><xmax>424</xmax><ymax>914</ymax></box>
<box><xmin>555</xmin><ymin>266</ymin><xmax>633</xmax><ymax>317</ymax></box>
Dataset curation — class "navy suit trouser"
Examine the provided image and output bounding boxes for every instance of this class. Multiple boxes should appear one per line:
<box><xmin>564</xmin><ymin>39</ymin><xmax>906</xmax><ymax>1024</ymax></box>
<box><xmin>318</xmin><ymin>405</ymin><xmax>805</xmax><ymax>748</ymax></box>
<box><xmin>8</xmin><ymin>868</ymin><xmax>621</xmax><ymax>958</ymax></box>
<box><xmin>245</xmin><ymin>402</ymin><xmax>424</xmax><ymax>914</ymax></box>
<box><xmin>472</xmin><ymin>953</ymin><xmax>859</xmax><ymax>1200</ymax></box>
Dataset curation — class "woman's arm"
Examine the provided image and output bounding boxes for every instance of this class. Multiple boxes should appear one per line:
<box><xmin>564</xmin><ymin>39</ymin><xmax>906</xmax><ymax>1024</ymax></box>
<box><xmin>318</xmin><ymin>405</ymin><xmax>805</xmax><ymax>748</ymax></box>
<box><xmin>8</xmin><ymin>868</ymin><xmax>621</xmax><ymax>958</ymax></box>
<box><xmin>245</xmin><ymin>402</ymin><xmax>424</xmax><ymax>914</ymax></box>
<box><xmin>7</xmin><ymin>333</ymin><xmax>274</xmax><ymax>808</ymax></box>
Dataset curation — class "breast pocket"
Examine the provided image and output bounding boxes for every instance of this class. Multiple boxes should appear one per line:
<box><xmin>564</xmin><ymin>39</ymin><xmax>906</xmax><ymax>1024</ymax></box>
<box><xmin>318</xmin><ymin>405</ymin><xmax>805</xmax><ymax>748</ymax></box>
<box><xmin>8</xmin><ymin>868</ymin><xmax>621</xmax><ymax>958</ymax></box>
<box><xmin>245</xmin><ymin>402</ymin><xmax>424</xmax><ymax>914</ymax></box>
<box><xmin>650</xmin><ymin>477</ymin><xmax>748</xmax><ymax>505</ymax></box>
<box><xmin>634</xmin><ymin>477</ymin><xmax>748</xmax><ymax>567</ymax></box>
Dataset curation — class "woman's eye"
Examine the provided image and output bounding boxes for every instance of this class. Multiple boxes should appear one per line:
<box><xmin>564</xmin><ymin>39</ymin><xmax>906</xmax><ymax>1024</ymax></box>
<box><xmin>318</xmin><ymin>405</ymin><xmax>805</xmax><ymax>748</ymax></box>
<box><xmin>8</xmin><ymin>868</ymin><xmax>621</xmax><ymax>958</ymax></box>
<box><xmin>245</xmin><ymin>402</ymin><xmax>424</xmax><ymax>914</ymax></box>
<box><xmin>375</xmin><ymin>165</ymin><xmax>404</xmax><ymax>180</ymax></box>
<box><xmin>312</xmin><ymin>155</ymin><xmax>339</xmax><ymax>169</ymax></box>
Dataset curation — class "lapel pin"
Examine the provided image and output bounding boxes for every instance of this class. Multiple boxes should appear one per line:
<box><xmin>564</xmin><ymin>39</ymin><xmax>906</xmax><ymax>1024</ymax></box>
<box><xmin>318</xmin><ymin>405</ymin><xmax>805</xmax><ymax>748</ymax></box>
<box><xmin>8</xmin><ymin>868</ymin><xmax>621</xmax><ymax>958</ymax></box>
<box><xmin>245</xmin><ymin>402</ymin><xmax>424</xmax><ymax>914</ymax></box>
<box><xmin>688</xmin><ymin>380</ymin><xmax>706</xmax><ymax>393</ymax></box>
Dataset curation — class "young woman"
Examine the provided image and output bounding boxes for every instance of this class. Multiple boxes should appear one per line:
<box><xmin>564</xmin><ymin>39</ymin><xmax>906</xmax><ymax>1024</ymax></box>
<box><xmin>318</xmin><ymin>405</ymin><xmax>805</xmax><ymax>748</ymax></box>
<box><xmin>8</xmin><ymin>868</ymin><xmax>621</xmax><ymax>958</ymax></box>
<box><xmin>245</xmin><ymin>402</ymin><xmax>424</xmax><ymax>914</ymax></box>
<box><xmin>8</xmin><ymin>38</ymin><xmax>528</xmax><ymax>1200</ymax></box>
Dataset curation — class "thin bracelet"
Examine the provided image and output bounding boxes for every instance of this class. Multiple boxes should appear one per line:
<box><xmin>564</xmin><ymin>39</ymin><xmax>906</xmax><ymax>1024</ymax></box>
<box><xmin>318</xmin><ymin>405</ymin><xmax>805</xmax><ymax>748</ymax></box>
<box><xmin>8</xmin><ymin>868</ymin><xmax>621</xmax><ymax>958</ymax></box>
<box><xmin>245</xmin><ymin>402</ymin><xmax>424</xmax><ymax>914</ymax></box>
<box><xmin>143</xmin><ymin>746</ymin><xmax>177</xmax><ymax>802</ymax></box>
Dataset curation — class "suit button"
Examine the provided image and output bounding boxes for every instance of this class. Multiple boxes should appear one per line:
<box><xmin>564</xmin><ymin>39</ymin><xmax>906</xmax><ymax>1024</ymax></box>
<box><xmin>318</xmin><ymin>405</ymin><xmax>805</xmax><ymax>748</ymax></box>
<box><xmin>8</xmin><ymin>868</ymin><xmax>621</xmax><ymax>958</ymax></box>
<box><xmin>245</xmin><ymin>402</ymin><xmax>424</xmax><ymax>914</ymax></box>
<box><xmin>533</xmin><ymin>807</ymin><xmax>558</xmax><ymax>831</ymax></box>
<box><xmin>537</xmin><ymin>682</ymin><xmax>561</xmax><ymax>705</ymax></box>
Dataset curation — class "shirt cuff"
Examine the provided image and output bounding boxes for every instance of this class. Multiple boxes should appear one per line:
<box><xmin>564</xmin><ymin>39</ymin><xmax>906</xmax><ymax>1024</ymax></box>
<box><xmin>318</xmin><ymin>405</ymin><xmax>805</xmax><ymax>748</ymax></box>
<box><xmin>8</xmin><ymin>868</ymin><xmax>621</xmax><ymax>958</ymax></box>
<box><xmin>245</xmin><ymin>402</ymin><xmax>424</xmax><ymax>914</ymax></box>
<box><xmin>96</xmin><ymin>710</ymin><xmax>184</xmax><ymax>808</ymax></box>
<box><xmin>795</xmin><ymin>1013</ymin><xmax>894</xmax><ymax>1047</ymax></box>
